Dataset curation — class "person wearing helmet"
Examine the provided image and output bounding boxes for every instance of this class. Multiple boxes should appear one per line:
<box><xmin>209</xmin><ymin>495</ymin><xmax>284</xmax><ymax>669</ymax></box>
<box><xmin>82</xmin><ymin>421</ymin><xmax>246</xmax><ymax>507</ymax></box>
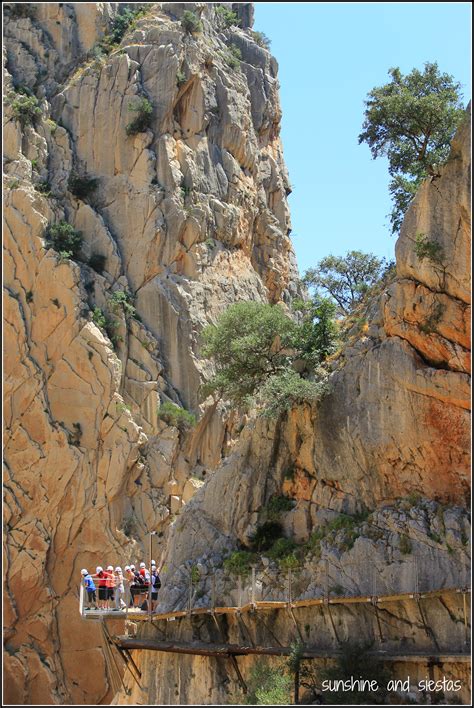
<box><xmin>138</xmin><ymin>561</ymin><xmax>151</xmax><ymax>611</ymax></box>
<box><xmin>124</xmin><ymin>566</ymin><xmax>135</xmax><ymax>608</ymax></box>
<box><xmin>131</xmin><ymin>565</ymin><xmax>143</xmax><ymax>608</ymax></box>
<box><xmin>150</xmin><ymin>563</ymin><xmax>161</xmax><ymax>613</ymax></box>
<box><xmin>81</xmin><ymin>569</ymin><xmax>96</xmax><ymax>610</ymax></box>
<box><xmin>105</xmin><ymin>565</ymin><xmax>115</xmax><ymax>609</ymax></box>
<box><xmin>113</xmin><ymin>567</ymin><xmax>126</xmax><ymax>610</ymax></box>
<box><xmin>94</xmin><ymin>566</ymin><xmax>108</xmax><ymax>610</ymax></box>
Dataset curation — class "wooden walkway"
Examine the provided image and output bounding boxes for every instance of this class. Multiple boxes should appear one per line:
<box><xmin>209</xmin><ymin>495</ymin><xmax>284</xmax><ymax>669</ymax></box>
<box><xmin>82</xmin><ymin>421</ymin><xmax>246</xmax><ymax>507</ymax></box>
<box><xmin>81</xmin><ymin>586</ymin><xmax>470</xmax><ymax>623</ymax></box>
<box><xmin>113</xmin><ymin>636</ymin><xmax>470</xmax><ymax>662</ymax></box>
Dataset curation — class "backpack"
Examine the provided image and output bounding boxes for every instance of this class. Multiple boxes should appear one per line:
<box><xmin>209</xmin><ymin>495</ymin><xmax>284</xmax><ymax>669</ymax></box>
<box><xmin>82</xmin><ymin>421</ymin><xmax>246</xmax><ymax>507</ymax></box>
<box><xmin>153</xmin><ymin>573</ymin><xmax>161</xmax><ymax>590</ymax></box>
<box><xmin>134</xmin><ymin>571</ymin><xmax>145</xmax><ymax>586</ymax></box>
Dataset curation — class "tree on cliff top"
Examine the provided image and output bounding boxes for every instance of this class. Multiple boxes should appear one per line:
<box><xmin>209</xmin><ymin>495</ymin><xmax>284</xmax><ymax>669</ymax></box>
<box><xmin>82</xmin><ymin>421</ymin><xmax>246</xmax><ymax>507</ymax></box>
<box><xmin>304</xmin><ymin>251</ymin><xmax>386</xmax><ymax>316</ymax></box>
<box><xmin>359</xmin><ymin>62</ymin><xmax>464</xmax><ymax>233</ymax></box>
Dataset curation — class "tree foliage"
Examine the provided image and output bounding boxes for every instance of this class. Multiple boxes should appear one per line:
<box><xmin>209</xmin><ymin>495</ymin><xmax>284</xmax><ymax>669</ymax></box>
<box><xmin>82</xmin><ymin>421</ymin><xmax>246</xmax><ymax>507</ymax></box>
<box><xmin>291</xmin><ymin>296</ymin><xmax>339</xmax><ymax>364</ymax></box>
<box><xmin>45</xmin><ymin>221</ymin><xmax>83</xmax><ymax>259</ymax></box>
<box><xmin>201</xmin><ymin>302</ymin><xmax>296</xmax><ymax>406</ymax></box>
<box><xmin>304</xmin><ymin>251</ymin><xmax>385</xmax><ymax>315</ymax></box>
<box><xmin>10</xmin><ymin>89</ymin><xmax>42</xmax><ymax>128</ymax></box>
<box><xmin>201</xmin><ymin>301</ymin><xmax>335</xmax><ymax>415</ymax></box>
<box><xmin>181</xmin><ymin>10</ymin><xmax>202</xmax><ymax>35</ymax></box>
<box><xmin>359</xmin><ymin>62</ymin><xmax>464</xmax><ymax>233</ymax></box>
<box><xmin>126</xmin><ymin>97</ymin><xmax>153</xmax><ymax>135</ymax></box>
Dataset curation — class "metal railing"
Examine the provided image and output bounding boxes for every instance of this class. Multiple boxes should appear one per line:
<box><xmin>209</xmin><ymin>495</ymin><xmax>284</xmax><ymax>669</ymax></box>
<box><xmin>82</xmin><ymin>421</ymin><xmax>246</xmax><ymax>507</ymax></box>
<box><xmin>79</xmin><ymin>547</ymin><xmax>471</xmax><ymax>620</ymax></box>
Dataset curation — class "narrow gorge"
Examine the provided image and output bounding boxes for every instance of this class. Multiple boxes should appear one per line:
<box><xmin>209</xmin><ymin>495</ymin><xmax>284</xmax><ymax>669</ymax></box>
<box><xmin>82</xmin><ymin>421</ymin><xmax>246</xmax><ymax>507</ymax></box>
<box><xmin>2</xmin><ymin>2</ymin><xmax>471</xmax><ymax>706</ymax></box>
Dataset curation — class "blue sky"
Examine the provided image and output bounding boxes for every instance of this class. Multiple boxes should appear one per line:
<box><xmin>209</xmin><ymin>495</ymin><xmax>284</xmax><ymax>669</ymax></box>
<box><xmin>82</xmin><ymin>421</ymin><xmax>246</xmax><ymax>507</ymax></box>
<box><xmin>254</xmin><ymin>2</ymin><xmax>472</xmax><ymax>275</ymax></box>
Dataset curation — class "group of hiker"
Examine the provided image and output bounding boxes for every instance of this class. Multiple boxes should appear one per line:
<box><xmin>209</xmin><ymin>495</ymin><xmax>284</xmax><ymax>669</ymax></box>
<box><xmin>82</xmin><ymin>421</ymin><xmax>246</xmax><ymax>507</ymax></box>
<box><xmin>81</xmin><ymin>561</ymin><xmax>161</xmax><ymax>612</ymax></box>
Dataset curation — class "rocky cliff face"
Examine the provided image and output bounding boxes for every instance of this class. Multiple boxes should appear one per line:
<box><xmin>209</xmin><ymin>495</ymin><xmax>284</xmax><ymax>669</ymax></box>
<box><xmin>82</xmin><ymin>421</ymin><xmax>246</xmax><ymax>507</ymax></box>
<box><xmin>3</xmin><ymin>3</ymin><xmax>298</xmax><ymax>704</ymax></box>
<box><xmin>3</xmin><ymin>3</ymin><xmax>470</xmax><ymax>705</ymax></box>
<box><xmin>113</xmin><ymin>109</ymin><xmax>471</xmax><ymax>703</ymax></box>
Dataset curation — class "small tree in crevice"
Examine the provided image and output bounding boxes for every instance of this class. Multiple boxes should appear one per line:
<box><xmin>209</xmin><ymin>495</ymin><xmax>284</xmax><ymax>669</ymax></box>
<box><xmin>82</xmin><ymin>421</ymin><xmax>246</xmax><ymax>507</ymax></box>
<box><xmin>126</xmin><ymin>97</ymin><xmax>153</xmax><ymax>135</ymax></box>
<box><xmin>45</xmin><ymin>221</ymin><xmax>83</xmax><ymax>259</ymax></box>
<box><xmin>181</xmin><ymin>10</ymin><xmax>202</xmax><ymax>35</ymax></box>
<box><xmin>68</xmin><ymin>171</ymin><xmax>98</xmax><ymax>199</ymax></box>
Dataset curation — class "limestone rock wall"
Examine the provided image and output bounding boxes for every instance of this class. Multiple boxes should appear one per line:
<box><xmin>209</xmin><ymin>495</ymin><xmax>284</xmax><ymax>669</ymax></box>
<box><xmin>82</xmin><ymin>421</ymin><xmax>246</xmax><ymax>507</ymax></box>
<box><xmin>130</xmin><ymin>109</ymin><xmax>471</xmax><ymax>703</ymax></box>
<box><xmin>3</xmin><ymin>3</ymin><xmax>298</xmax><ymax>704</ymax></box>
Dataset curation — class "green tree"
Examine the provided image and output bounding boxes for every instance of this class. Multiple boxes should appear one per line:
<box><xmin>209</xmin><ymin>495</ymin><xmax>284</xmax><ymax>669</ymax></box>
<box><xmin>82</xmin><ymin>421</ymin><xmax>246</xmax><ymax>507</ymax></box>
<box><xmin>304</xmin><ymin>251</ymin><xmax>385</xmax><ymax>315</ymax></box>
<box><xmin>201</xmin><ymin>302</ymin><xmax>296</xmax><ymax>406</ymax></box>
<box><xmin>45</xmin><ymin>221</ymin><xmax>83</xmax><ymax>259</ymax></box>
<box><xmin>181</xmin><ymin>10</ymin><xmax>202</xmax><ymax>35</ymax></box>
<box><xmin>292</xmin><ymin>296</ymin><xmax>339</xmax><ymax>364</ymax></box>
<box><xmin>358</xmin><ymin>62</ymin><xmax>464</xmax><ymax>233</ymax></box>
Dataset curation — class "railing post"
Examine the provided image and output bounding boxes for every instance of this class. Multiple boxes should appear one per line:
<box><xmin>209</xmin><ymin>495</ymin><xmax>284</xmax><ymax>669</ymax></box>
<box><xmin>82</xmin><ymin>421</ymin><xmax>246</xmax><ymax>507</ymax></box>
<box><xmin>463</xmin><ymin>591</ymin><xmax>468</xmax><ymax>645</ymax></box>
<box><xmin>287</xmin><ymin>568</ymin><xmax>292</xmax><ymax>606</ymax></box>
<box><xmin>125</xmin><ymin>582</ymin><xmax>129</xmax><ymax>622</ymax></box>
<box><xmin>237</xmin><ymin>575</ymin><xmax>242</xmax><ymax>609</ymax></box>
<box><xmin>79</xmin><ymin>583</ymin><xmax>85</xmax><ymax>616</ymax></box>
<box><xmin>211</xmin><ymin>573</ymin><xmax>216</xmax><ymax>614</ymax></box>
<box><xmin>188</xmin><ymin>571</ymin><xmax>193</xmax><ymax>616</ymax></box>
<box><xmin>325</xmin><ymin>559</ymin><xmax>329</xmax><ymax>603</ymax></box>
<box><xmin>251</xmin><ymin>565</ymin><xmax>256</xmax><ymax>608</ymax></box>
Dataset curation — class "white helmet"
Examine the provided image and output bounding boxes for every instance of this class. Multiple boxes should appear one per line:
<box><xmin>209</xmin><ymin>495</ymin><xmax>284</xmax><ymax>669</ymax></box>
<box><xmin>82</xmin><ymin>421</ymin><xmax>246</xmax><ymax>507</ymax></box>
<box><xmin>151</xmin><ymin>560</ymin><xmax>156</xmax><ymax>565</ymax></box>
<box><xmin>130</xmin><ymin>564</ymin><xmax>135</xmax><ymax>570</ymax></box>
<box><xmin>107</xmin><ymin>565</ymin><xmax>114</xmax><ymax>571</ymax></box>
<box><xmin>139</xmin><ymin>562</ymin><xmax>146</xmax><ymax>568</ymax></box>
<box><xmin>115</xmin><ymin>566</ymin><xmax>122</xmax><ymax>572</ymax></box>
<box><xmin>151</xmin><ymin>563</ymin><xmax>156</xmax><ymax>568</ymax></box>
<box><xmin>96</xmin><ymin>566</ymin><xmax>103</xmax><ymax>573</ymax></box>
<box><xmin>124</xmin><ymin>565</ymin><xmax>131</xmax><ymax>571</ymax></box>
<box><xmin>81</xmin><ymin>569</ymin><xmax>88</xmax><ymax>575</ymax></box>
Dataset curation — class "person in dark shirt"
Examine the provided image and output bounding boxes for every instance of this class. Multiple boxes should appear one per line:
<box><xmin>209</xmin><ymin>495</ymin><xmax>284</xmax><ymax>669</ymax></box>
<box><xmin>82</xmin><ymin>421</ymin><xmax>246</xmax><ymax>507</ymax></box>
<box><xmin>81</xmin><ymin>569</ymin><xmax>96</xmax><ymax>609</ymax></box>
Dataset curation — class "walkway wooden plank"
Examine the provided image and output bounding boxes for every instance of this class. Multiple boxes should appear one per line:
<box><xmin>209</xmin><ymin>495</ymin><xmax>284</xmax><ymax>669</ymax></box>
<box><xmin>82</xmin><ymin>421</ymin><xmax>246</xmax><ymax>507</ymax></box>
<box><xmin>113</xmin><ymin>636</ymin><xmax>470</xmax><ymax>663</ymax></box>
<box><xmin>82</xmin><ymin>586</ymin><xmax>470</xmax><ymax>623</ymax></box>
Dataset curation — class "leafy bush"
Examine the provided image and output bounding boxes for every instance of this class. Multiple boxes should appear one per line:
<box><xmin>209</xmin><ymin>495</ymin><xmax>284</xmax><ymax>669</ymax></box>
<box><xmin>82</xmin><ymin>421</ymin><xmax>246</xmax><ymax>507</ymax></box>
<box><xmin>176</xmin><ymin>69</ymin><xmax>186</xmax><ymax>87</ymax></box>
<box><xmin>109</xmin><ymin>289</ymin><xmax>136</xmax><ymax>318</ymax></box>
<box><xmin>266</xmin><ymin>495</ymin><xmax>295</xmax><ymax>521</ymax></box>
<box><xmin>91</xmin><ymin>307</ymin><xmax>121</xmax><ymax>347</ymax></box>
<box><xmin>267</xmin><ymin>537</ymin><xmax>299</xmax><ymax>569</ymax></box>
<box><xmin>225</xmin><ymin>44</ymin><xmax>242</xmax><ymax>69</ymax></box>
<box><xmin>122</xmin><ymin>511</ymin><xmax>138</xmax><ymax>538</ymax></box>
<box><xmin>8</xmin><ymin>3</ymin><xmax>37</xmax><ymax>18</ymax></box>
<box><xmin>109</xmin><ymin>6</ymin><xmax>145</xmax><ymax>44</ymax></box>
<box><xmin>251</xmin><ymin>31</ymin><xmax>271</xmax><ymax>49</ymax></box>
<box><xmin>414</xmin><ymin>232</ymin><xmax>445</xmax><ymax>265</ymax></box>
<box><xmin>68</xmin><ymin>171</ymin><xmax>98</xmax><ymax>198</ymax></box>
<box><xmin>419</xmin><ymin>301</ymin><xmax>445</xmax><ymax>334</ymax></box>
<box><xmin>223</xmin><ymin>550</ymin><xmax>256</xmax><ymax>577</ymax></box>
<box><xmin>88</xmin><ymin>253</ymin><xmax>107</xmax><ymax>273</ymax></box>
<box><xmin>157</xmin><ymin>401</ymin><xmax>196</xmax><ymax>431</ymax></box>
<box><xmin>245</xmin><ymin>661</ymin><xmax>291</xmax><ymax>705</ymax></box>
<box><xmin>45</xmin><ymin>221</ymin><xmax>83</xmax><ymax>258</ymax></box>
<box><xmin>259</xmin><ymin>368</ymin><xmax>328</xmax><ymax>418</ymax></box>
<box><xmin>399</xmin><ymin>534</ymin><xmax>412</xmax><ymax>555</ymax></box>
<box><xmin>181</xmin><ymin>10</ymin><xmax>202</xmax><ymax>35</ymax></box>
<box><xmin>10</xmin><ymin>90</ymin><xmax>42</xmax><ymax>127</ymax></box>
<box><xmin>215</xmin><ymin>5</ymin><xmax>240</xmax><ymax>27</ymax></box>
<box><xmin>35</xmin><ymin>180</ymin><xmax>52</xmax><ymax>196</ymax></box>
<box><xmin>249</xmin><ymin>521</ymin><xmax>284</xmax><ymax>552</ymax></box>
<box><xmin>330</xmin><ymin>583</ymin><xmax>345</xmax><ymax>596</ymax></box>
<box><xmin>126</xmin><ymin>97</ymin><xmax>153</xmax><ymax>135</ymax></box>
<box><xmin>291</xmin><ymin>296</ymin><xmax>339</xmax><ymax>365</ymax></box>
